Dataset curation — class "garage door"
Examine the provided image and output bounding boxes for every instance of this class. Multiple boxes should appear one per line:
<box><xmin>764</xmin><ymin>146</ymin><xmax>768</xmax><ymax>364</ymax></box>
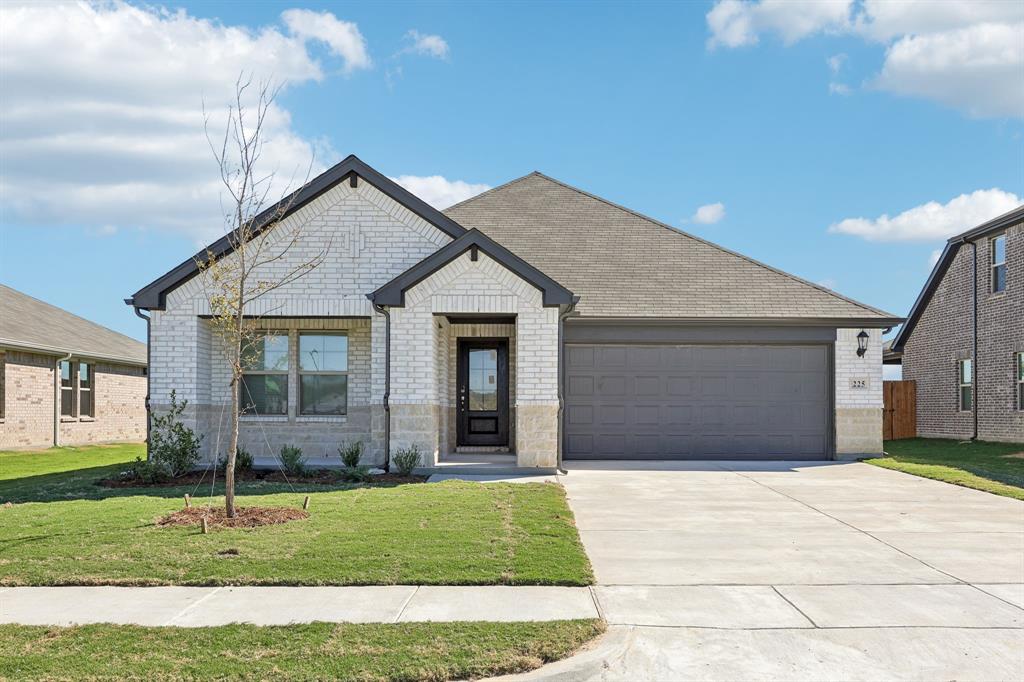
<box><xmin>564</xmin><ymin>344</ymin><xmax>830</xmax><ymax>460</ymax></box>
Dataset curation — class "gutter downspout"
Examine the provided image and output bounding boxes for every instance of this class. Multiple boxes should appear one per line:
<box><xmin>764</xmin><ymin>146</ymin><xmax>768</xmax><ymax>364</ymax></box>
<box><xmin>130</xmin><ymin>303</ymin><xmax>152</xmax><ymax>455</ymax></box>
<box><xmin>967</xmin><ymin>239</ymin><xmax>979</xmax><ymax>440</ymax></box>
<box><xmin>556</xmin><ymin>297</ymin><xmax>579</xmax><ymax>474</ymax></box>
<box><xmin>372</xmin><ymin>303</ymin><xmax>391</xmax><ymax>473</ymax></box>
<box><xmin>53</xmin><ymin>351</ymin><xmax>72</xmax><ymax>447</ymax></box>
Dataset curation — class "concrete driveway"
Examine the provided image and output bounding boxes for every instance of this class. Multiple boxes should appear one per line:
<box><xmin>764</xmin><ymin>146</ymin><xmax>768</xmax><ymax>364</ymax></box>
<box><xmin>509</xmin><ymin>460</ymin><xmax>1024</xmax><ymax>681</ymax></box>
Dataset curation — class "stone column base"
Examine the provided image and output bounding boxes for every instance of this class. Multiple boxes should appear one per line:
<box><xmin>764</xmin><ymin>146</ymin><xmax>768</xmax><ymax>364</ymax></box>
<box><xmin>835</xmin><ymin>407</ymin><xmax>884</xmax><ymax>457</ymax></box>
<box><xmin>516</xmin><ymin>404</ymin><xmax>558</xmax><ymax>467</ymax></box>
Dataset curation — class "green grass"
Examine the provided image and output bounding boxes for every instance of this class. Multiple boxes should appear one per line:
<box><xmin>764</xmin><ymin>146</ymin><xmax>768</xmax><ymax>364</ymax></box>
<box><xmin>870</xmin><ymin>438</ymin><xmax>1024</xmax><ymax>500</ymax></box>
<box><xmin>0</xmin><ymin>620</ymin><xmax>605</xmax><ymax>681</ymax></box>
<box><xmin>0</xmin><ymin>444</ymin><xmax>592</xmax><ymax>586</ymax></box>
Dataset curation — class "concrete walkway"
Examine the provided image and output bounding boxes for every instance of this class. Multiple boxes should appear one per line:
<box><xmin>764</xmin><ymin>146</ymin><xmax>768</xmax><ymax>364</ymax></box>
<box><xmin>503</xmin><ymin>459</ymin><xmax>1024</xmax><ymax>681</ymax></box>
<box><xmin>0</xmin><ymin>585</ymin><xmax>598</xmax><ymax>627</ymax></box>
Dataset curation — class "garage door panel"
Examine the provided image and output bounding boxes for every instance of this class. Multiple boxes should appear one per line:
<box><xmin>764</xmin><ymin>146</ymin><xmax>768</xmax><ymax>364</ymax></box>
<box><xmin>565</xmin><ymin>343</ymin><xmax>829</xmax><ymax>460</ymax></box>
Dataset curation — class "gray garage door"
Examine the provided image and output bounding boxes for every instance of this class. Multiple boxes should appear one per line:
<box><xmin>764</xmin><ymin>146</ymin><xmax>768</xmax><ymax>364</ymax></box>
<box><xmin>564</xmin><ymin>344</ymin><xmax>830</xmax><ymax>460</ymax></box>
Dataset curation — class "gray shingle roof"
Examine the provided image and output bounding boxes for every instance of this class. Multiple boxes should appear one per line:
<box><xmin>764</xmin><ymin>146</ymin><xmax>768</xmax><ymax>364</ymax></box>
<box><xmin>445</xmin><ymin>172</ymin><xmax>900</xmax><ymax>323</ymax></box>
<box><xmin>0</xmin><ymin>285</ymin><xmax>146</xmax><ymax>365</ymax></box>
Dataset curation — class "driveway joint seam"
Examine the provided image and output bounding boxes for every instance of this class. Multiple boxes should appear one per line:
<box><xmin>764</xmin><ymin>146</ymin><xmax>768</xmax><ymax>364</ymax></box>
<box><xmin>770</xmin><ymin>585</ymin><xmax>819</xmax><ymax>628</ymax></box>
<box><xmin>587</xmin><ymin>585</ymin><xmax>606</xmax><ymax>621</ymax></box>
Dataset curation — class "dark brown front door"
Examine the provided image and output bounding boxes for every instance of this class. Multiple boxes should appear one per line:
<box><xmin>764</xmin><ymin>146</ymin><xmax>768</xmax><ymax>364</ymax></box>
<box><xmin>457</xmin><ymin>338</ymin><xmax>509</xmax><ymax>446</ymax></box>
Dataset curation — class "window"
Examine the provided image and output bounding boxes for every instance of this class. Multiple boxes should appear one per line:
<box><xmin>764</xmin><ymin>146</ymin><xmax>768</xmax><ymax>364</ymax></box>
<box><xmin>299</xmin><ymin>334</ymin><xmax>348</xmax><ymax>415</ymax></box>
<box><xmin>991</xmin><ymin>234</ymin><xmax>1006</xmax><ymax>293</ymax></box>
<box><xmin>240</xmin><ymin>334</ymin><xmax>288</xmax><ymax>415</ymax></box>
<box><xmin>60</xmin><ymin>360</ymin><xmax>74</xmax><ymax>416</ymax></box>
<box><xmin>78</xmin><ymin>363</ymin><xmax>93</xmax><ymax>417</ymax></box>
<box><xmin>1017</xmin><ymin>353</ymin><xmax>1024</xmax><ymax>411</ymax></box>
<box><xmin>958</xmin><ymin>359</ymin><xmax>973</xmax><ymax>412</ymax></box>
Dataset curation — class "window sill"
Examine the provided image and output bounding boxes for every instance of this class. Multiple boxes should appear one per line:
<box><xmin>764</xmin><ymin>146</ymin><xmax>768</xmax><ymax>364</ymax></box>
<box><xmin>79</xmin><ymin>416</ymin><xmax>96</xmax><ymax>422</ymax></box>
<box><xmin>60</xmin><ymin>416</ymin><xmax>78</xmax><ymax>423</ymax></box>
<box><xmin>296</xmin><ymin>415</ymin><xmax>348</xmax><ymax>423</ymax></box>
<box><xmin>240</xmin><ymin>415</ymin><xmax>288</xmax><ymax>422</ymax></box>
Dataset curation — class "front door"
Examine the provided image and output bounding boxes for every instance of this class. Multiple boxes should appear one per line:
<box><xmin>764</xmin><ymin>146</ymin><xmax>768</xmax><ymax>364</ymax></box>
<box><xmin>457</xmin><ymin>338</ymin><xmax>509</xmax><ymax>446</ymax></box>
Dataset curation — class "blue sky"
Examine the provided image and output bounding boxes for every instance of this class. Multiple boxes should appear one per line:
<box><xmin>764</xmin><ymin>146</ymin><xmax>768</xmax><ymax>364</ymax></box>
<box><xmin>2</xmin><ymin>1</ymin><xmax>1022</xmax><ymax>345</ymax></box>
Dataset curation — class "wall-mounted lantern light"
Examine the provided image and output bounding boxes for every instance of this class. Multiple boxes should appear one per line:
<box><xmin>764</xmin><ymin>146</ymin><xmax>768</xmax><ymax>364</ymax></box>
<box><xmin>856</xmin><ymin>330</ymin><xmax>869</xmax><ymax>357</ymax></box>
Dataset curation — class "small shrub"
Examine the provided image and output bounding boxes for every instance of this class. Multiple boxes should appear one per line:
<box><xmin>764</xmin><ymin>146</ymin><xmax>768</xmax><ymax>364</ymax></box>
<box><xmin>339</xmin><ymin>466</ymin><xmax>373</xmax><ymax>483</ymax></box>
<box><xmin>218</xmin><ymin>447</ymin><xmax>254</xmax><ymax>474</ymax></box>
<box><xmin>338</xmin><ymin>441</ymin><xmax>363</xmax><ymax>468</ymax></box>
<box><xmin>126</xmin><ymin>457</ymin><xmax>171</xmax><ymax>484</ymax></box>
<box><xmin>393</xmin><ymin>445</ymin><xmax>420</xmax><ymax>476</ymax></box>
<box><xmin>148</xmin><ymin>390</ymin><xmax>203</xmax><ymax>478</ymax></box>
<box><xmin>278</xmin><ymin>445</ymin><xmax>306</xmax><ymax>477</ymax></box>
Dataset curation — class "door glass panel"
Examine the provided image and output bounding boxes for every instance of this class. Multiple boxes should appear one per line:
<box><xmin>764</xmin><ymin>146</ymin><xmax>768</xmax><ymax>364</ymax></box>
<box><xmin>468</xmin><ymin>348</ymin><xmax>497</xmax><ymax>411</ymax></box>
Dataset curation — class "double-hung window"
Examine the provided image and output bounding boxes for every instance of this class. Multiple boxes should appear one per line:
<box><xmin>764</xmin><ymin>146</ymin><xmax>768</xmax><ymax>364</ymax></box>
<box><xmin>299</xmin><ymin>334</ymin><xmax>348</xmax><ymax>415</ymax></box>
<box><xmin>59</xmin><ymin>360</ymin><xmax>94</xmax><ymax>417</ymax></box>
<box><xmin>60</xmin><ymin>360</ymin><xmax>75</xmax><ymax>416</ymax></box>
<box><xmin>240</xmin><ymin>334</ymin><xmax>289</xmax><ymax>416</ymax></box>
<box><xmin>991</xmin><ymin>234</ymin><xmax>1006</xmax><ymax>293</ymax></box>
<box><xmin>1017</xmin><ymin>353</ymin><xmax>1024</xmax><ymax>411</ymax></box>
<box><xmin>78</xmin><ymin>363</ymin><xmax>93</xmax><ymax>417</ymax></box>
<box><xmin>958</xmin><ymin>359</ymin><xmax>973</xmax><ymax>412</ymax></box>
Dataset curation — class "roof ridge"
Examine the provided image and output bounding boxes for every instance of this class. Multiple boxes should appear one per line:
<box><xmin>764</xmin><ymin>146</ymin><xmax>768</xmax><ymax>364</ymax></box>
<box><xmin>0</xmin><ymin>284</ymin><xmax>144</xmax><ymax>348</ymax></box>
<box><xmin>442</xmin><ymin>171</ymin><xmax>540</xmax><ymax>213</ymax></box>
<box><xmin>519</xmin><ymin>172</ymin><xmax>898</xmax><ymax>320</ymax></box>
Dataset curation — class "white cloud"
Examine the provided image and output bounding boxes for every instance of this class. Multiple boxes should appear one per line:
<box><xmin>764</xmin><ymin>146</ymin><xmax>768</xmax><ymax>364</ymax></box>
<box><xmin>817</xmin><ymin>278</ymin><xmax>838</xmax><ymax>290</ymax></box>
<box><xmin>691</xmin><ymin>202</ymin><xmax>726</xmax><ymax>224</ymax></box>
<box><xmin>390</xmin><ymin>175</ymin><xmax>490</xmax><ymax>209</ymax></box>
<box><xmin>0</xmin><ymin>1</ymin><xmax>370</xmax><ymax>243</ymax></box>
<box><xmin>281</xmin><ymin>9</ymin><xmax>371</xmax><ymax>73</ymax></box>
<box><xmin>873</xmin><ymin>23</ymin><xmax>1024</xmax><ymax>118</ymax></box>
<box><xmin>707</xmin><ymin>0</ymin><xmax>852</xmax><ymax>49</ymax></box>
<box><xmin>829</xmin><ymin>189</ymin><xmax>1022</xmax><ymax>242</ymax></box>
<box><xmin>827</xmin><ymin>53</ymin><xmax>847</xmax><ymax>74</ymax></box>
<box><xmin>928</xmin><ymin>248</ymin><xmax>943</xmax><ymax>267</ymax></box>
<box><xmin>402</xmin><ymin>30</ymin><xmax>450</xmax><ymax>59</ymax></box>
<box><xmin>829</xmin><ymin>82</ymin><xmax>851</xmax><ymax>96</ymax></box>
<box><xmin>705</xmin><ymin>0</ymin><xmax>1024</xmax><ymax>117</ymax></box>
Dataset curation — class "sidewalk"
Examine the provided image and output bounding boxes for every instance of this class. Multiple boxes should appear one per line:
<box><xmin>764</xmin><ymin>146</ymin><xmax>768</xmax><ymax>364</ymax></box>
<box><xmin>0</xmin><ymin>586</ymin><xmax>599</xmax><ymax>627</ymax></box>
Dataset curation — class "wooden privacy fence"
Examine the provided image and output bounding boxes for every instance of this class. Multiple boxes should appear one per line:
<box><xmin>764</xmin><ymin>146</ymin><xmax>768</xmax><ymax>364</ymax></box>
<box><xmin>883</xmin><ymin>380</ymin><xmax>917</xmax><ymax>440</ymax></box>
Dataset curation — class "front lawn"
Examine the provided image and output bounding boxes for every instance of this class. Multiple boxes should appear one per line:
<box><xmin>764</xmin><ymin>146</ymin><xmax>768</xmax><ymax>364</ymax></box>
<box><xmin>870</xmin><ymin>438</ymin><xmax>1024</xmax><ymax>500</ymax></box>
<box><xmin>0</xmin><ymin>620</ymin><xmax>605</xmax><ymax>681</ymax></box>
<box><xmin>0</xmin><ymin>444</ymin><xmax>593</xmax><ymax>586</ymax></box>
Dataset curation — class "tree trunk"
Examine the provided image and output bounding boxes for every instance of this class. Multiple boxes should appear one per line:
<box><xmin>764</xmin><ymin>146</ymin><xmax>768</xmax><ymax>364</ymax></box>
<box><xmin>225</xmin><ymin>373</ymin><xmax>239</xmax><ymax>518</ymax></box>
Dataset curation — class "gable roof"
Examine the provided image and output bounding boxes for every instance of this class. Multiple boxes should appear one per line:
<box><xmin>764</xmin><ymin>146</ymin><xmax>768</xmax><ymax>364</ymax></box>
<box><xmin>445</xmin><ymin>172</ymin><xmax>902</xmax><ymax>325</ymax></box>
<box><xmin>891</xmin><ymin>203</ymin><xmax>1024</xmax><ymax>352</ymax></box>
<box><xmin>369</xmin><ymin>229</ymin><xmax>575</xmax><ymax>307</ymax></box>
<box><xmin>0</xmin><ymin>284</ymin><xmax>146</xmax><ymax>365</ymax></box>
<box><xmin>127</xmin><ymin>155</ymin><xmax>467</xmax><ymax>310</ymax></box>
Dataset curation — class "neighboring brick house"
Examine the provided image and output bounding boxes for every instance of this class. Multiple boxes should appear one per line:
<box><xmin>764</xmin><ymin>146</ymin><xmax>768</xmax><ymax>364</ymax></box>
<box><xmin>0</xmin><ymin>285</ymin><xmax>147</xmax><ymax>449</ymax></box>
<box><xmin>127</xmin><ymin>156</ymin><xmax>900</xmax><ymax>470</ymax></box>
<box><xmin>891</xmin><ymin>206</ymin><xmax>1024</xmax><ymax>443</ymax></box>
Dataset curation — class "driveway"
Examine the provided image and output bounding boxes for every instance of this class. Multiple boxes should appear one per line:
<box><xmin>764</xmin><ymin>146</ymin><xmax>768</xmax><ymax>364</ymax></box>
<box><xmin>510</xmin><ymin>460</ymin><xmax>1024</xmax><ymax>681</ymax></box>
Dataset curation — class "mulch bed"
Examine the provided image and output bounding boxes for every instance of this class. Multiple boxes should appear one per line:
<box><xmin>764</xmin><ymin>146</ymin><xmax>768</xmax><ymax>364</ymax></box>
<box><xmin>157</xmin><ymin>506</ymin><xmax>310</xmax><ymax>529</ymax></box>
<box><xmin>99</xmin><ymin>469</ymin><xmax>426</xmax><ymax>488</ymax></box>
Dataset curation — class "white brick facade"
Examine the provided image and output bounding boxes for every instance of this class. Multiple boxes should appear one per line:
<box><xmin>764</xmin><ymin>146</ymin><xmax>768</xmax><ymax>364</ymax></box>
<box><xmin>835</xmin><ymin>328</ymin><xmax>884</xmax><ymax>456</ymax></box>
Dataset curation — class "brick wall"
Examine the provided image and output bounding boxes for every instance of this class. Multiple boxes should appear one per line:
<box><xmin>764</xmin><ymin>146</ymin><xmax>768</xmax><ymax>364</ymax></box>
<box><xmin>903</xmin><ymin>220</ymin><xmax>1024</xmax><ymax>442</ymax></box>
<box><xmin>390</xmin><ymin>251</ymin><xmax>559</xmax><ymax>467</ymax></box>
<box><xmin>0</xmin><ymin>349</ymin><xmax>146</xmax><ymax>449</ymax></box>
<box><xmin>148</xmin><ymin>178</ymin><xmax>454</xmax><ymax>464</ymax></box>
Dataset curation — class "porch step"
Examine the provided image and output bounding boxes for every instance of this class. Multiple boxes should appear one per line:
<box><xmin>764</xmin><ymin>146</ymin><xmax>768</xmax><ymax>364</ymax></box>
<box><xmin>455</xmin><ymin>446</ymin><xmax>511</xmax><ymax>454</ymax></box>
<box><xmin>418</xmin><ymin>454</ymin><xmax>557</xmax><ymax>476</ymax></box>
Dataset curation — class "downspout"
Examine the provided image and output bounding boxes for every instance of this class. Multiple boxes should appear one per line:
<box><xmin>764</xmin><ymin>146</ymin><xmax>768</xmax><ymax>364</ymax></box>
<box><xmin>556</xmin><ymin>297</ymin><xmax>579</xmax><ymax>474</ymax></box>
<box><xmin>372</xmin><ymin>303</ymin><xmax>391</xmax><ymax>473</ymax></box>
<box><xmin>53</xmin><ymin>351</ymin><xmax>72</xmax><ymax>447</ymax></box>
<box><xmin>131</xmin><ymin>303</ymin><xmax>152</xmax><ymax>455</ymax></box>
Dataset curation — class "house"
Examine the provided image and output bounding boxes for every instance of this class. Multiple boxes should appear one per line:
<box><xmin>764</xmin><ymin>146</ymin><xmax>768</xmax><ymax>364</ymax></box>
<box><xmin>126</xmin><ymin>156</ymin><xmax>901</xmax><ymax>469</ymax></box>
<box><xmin>0</xmin><ymin>285</ymin><xmax>147</xmax><ymax>449</ymax></box>
<box><xmin>890</xmin><ymin>206</ymin><xmax>1024</xmax><ymax>442</ymax></box>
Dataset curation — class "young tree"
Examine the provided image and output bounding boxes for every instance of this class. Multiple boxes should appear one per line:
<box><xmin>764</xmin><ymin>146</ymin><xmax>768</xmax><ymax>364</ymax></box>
<box><xmin>198</xmin><ymin>75</ymin><xmax>327</xmax><ymax>517</ymax></box>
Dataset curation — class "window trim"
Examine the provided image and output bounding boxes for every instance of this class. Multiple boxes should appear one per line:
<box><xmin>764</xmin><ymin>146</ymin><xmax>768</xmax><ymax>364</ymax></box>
<box><xmin>990</xmin><ymin>233</ymin><xmax>1007</xmax><ymax>294</ymax></box>
<box><xmin>298</xmin><ymin>332</ymin><xmax>349</xmax><ymax>416</ymax></box>
<box><xmin>957</xmin><ymin>358</ymin><xmax>973</xmax><ymax>412</ymax></box>
<box><xmin>60</xmin><ymin>359</ymin><xmax>76</xmax><ymax>417</ymax></box>
<box><xmin>58</xmin><ymin>359</ymin><xmax>95</xmax><ymax>419</ymax></box>
<box><xmin>78</xmin><ymin>362</ymin><xmax>94</xmax><ymax>418</ymax></box>
<box><xmin>239</xmin><ymin>333</ymin><xmax>290</xmax><ymax>417</ymax></box>
<box><xmin>1016</xmin><ymin>352</ymin><xmax>1024</xmax><ymax>412</ymax></box>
